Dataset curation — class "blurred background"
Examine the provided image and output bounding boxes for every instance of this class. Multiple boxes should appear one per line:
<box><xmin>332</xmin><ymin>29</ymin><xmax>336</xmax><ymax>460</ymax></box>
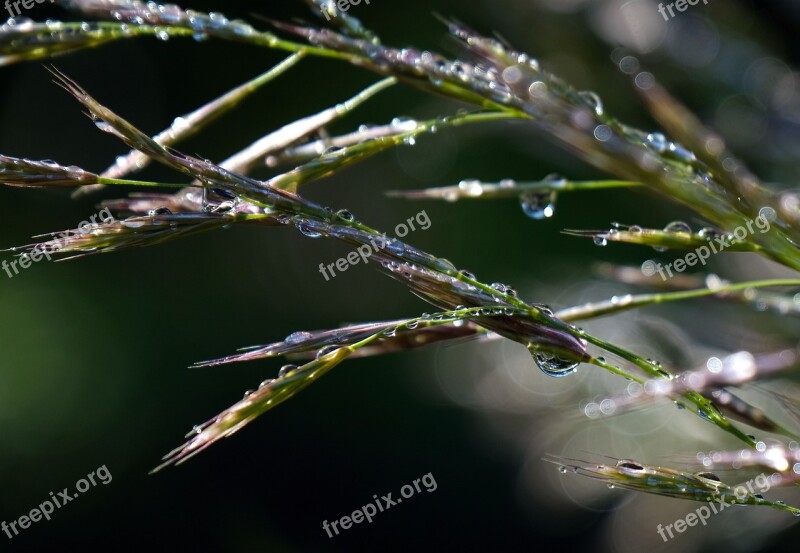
<box><xmin>1</xmin><ymin>0</ymin><xmax>799</xmax><ymax>551</ymax></box>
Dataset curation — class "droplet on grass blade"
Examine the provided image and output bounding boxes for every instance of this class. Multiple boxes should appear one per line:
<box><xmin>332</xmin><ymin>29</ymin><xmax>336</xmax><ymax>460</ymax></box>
<box><xmin>285</xmin><ymin>331</ymin><xmax>312</xmax><ymax>344</ymax></box>
<box><xmin>519</xmin><ymin>191</ymin><xmax>556</xmax><ymax>219</ymax></box>
<box><xmin>278</xmin><ymin>364</ymin><xmax>297</xmax><ymax>377</ymax></box>
<box><xmin>529</xmin><ymin>347</ymin><xmax>579</xmax><ymax>377</ymax></box>
<box><xmin>664</xmin><ymin>221</ymin><xmax>692</xmax><ymax>234</ymax></box>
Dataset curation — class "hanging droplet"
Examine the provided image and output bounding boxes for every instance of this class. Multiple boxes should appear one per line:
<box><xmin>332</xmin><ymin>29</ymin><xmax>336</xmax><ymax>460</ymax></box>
<box><xmin>296</xmin><ymin>222</ymin><xmax>322</xmax><ymax>238</ymax></box>
<box><xmin>593</xmin><ymin>236</ymin><xmax>608</xmax><ymax>246</ymax></box>
<box><xmin>529</xmin><ymin>346</ymin><xmax>579</xmax><ymax>377</ymax></box>
<box><xmin>519</xmin><ymin>191</ymin><xmax>556</xmax><ymax>219</ymax></box>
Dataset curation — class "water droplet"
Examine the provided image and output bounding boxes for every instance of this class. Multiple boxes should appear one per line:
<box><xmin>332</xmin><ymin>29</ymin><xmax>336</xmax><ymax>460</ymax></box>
<box><xmin>406</xmin><ymin>321</ymin><xmax>419</xmax><ymax>330</ymax></box>
<box><xmin>458</xmin><ymin>179</ymin><xmax>483</xmax><ymax>197</ymax></box>
<box><xmin>530</xmin><ymin>346</ymin><xmax>579</xmax><ymax>377</ymax></box>
<box><xmin>279</xmin><ymin>364</ymin><xmax>297</xmax><ymax>377</ymax></box>
<box><xmin>558</xmin><ymin>466</ymin><xmax>568</xmax><ymax>474</ymax></box>
<box><xmin>458</xmin><ymin>270</ymin><xmax>476</xmax><ymax>280</ymax></box>
<box><xmin>296</xmin><ymin>222</ymin><xmax>322</xmax><ymax>238</ymax></box>
<box><xmin>259</xmin><ymin>379</ymin><xmax>275</xmax><ymax>388</ymax></box>
<box><xmin>285</xmin><ymin>331</ymin><xmax>311</xmax><ymax>344</ymax></box>
<box><xmin>316</xmin><ymin>345</ymin><xmax>339</xmax><ymax>359</ymax></box>
<box><xmin>646</xmin><ymin>132</ymin><xmax>668</xmax><ymax>153</ymax></box>
<box><xmin>94</xmin><ymin>120</ymin><xmax>113</xmax><ymax>133</ymax></box>
<box><xmin>243</xmin><ymin>389</ymin><xmax>255</xmax><ymax>399</ymax></box>
<box><xmin>519</xmin><ymin>191</ymin><xmax>556</xmax><ymax>219</ymax></box>
<box><xmin>593</xmin><ymin>236</ymin><xmax>608</xmax><ymax>246</ymax></box>
<box><xmin>579</xmin><ymin>90</ymin><xmax>604</xmax><ymax>115</ymax></box>
<box><xmin>336</xmin><ymin>209</ymin><xmax>354</xmax><ymax>222</ymax></box>
<box><xmin>664</xmin><ymin>221</ymin><xmax>692</xmax><ymax>234</ymax></box>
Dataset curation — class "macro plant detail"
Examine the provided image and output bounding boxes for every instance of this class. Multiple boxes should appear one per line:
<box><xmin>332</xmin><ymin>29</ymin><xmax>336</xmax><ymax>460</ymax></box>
<box><xmin>2</xmin><ymin>0</ymin><xmax>800</xmax><ymax>543</ymax></box>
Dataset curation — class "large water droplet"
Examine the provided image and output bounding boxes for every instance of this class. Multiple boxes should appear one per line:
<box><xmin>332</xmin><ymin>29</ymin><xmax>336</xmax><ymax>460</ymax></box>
<box><xmin>519</xmin><ymin>191</ymin><xmax>556</xmax><ymax>219</ymax></box>
<box><xmin>530</xmin><ymin>346</ymin><xmax>579</xmax><ymax>377</ymax></box>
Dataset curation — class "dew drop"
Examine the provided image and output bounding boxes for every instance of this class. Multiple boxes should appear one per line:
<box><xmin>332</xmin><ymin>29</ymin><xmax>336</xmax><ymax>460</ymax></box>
<box><xmin>519</xmin><ymin>191</ymin><xmax>556</xmax><ymax>219</ymax></box>
<box><xmin>316</xmin><ymin>345</ymin><xmax>339</xmax><ymax>359</ymax></box>
<box><xmin>336</xmin><ymin>209</ymin><xmax>354</xmax><ymax>222</ymax></box>
<box><xmin>530</xmin><ymin>346</ymin><xmax>579</xmax><ymax>377</ymax></box>
<box><xmin>458</xmin><ymin>179</ymin><xmax>483</xmax><ymax>197</ymax></box>
<box><xmin>646</xmin><ymin>132</ymin><xmax>668</xmax><ymax>153</ymax></box>
<box><xmin>296</xmin><ymin>222</ymin><xmax>322</xmax><ymax>238</ymax></box>
<box><xmin>279</xmin><ymin>364</ymin><xmax>297</xmax><ymax>377</ymax></box>
<box><xmin>593</xmin><ymin>236</ymin><xmax>608</xmax><ymax>247</ymax></box>
<box><xmin>579</xmin><ymin>90</ymin><xmax>604</xmax><ymax>115</ymax></box>
<box><xmin>285</xmin><ymin>331</ymin><xmax>312</xmax><ymax>344</ymax></box>
<box><xmin>664</xmin><ymin>221</ymin><xmax>692</xmax><ymax>234</ymax></box>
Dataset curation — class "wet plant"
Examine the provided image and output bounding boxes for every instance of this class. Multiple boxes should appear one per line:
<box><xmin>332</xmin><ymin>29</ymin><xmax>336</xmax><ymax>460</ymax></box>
<box><xmin>2</xmin><ymin>0</ymin><xmax>800</xmax><ymax>536</ymax></box>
